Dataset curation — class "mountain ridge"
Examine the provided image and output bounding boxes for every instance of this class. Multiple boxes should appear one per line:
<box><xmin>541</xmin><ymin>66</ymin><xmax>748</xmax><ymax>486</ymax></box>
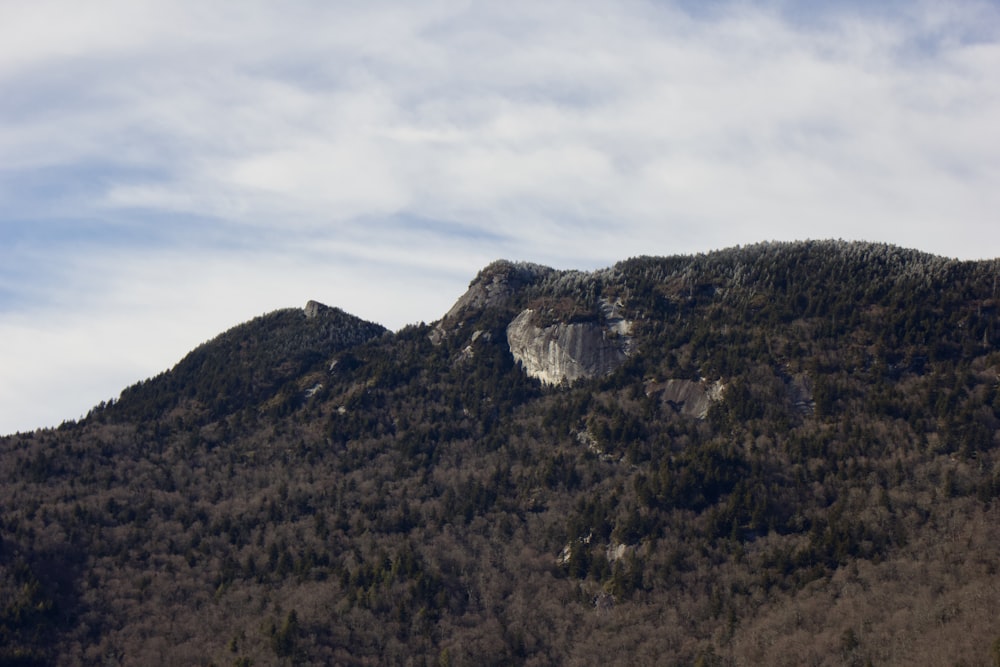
<box><xmin>3</xmin><ymin>239</ymin><xmax>1000</xmax><ymax>666</ymax></box>
<box><xmin>88</xmin><ymin>239</ymin><xmax>1000</xmax><ymax>423</ymax></box>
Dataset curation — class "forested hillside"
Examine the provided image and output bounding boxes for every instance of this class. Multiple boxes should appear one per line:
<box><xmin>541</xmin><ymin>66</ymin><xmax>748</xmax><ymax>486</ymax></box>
<box><xmin>2</xmin><ymin>240</ymin><xmax>1000</xmax><ymax>666</ymax></box>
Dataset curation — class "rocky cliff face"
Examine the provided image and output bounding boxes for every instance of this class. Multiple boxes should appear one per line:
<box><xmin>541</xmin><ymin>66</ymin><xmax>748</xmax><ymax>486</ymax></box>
<box><xmin>303</xmin><ymin>300</ymin><xmax>326</xmax><ymax>318</ymax></box>
<box><xmin>645</xmin><ymin>378</ymin><xmax>725</xmax><ymax>419</ymax></box>
<box><xmin>441</xmin><ymin>260</ymin><xmax>553</xmax><ymax>323</ymax></box>
<box><xmin>506</xmin><ymin>308</ymin><xmax>631</xmax><ymax>385</ymax></box>
<box><xmin>434</xmin><ymin>259</ymin><xmax>636</xmax><ymax>384</ymax></box>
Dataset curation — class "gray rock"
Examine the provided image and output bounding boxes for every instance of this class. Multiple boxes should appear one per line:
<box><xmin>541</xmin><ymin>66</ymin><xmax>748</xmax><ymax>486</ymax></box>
<box><xmin>303</xmin><ymin>300</ymin><xmax>326</xmax><ymax>318</ymax></box>
<box><xmin>645</xmin><ymin>378</ymin><xmax>725</xmax><ymax>419</ymax></box>
<box><xmin>443</xmin><ymin>260</ymin><xmax>553</xmax><ymax>322</ymax></box>
<box><xmin>506</xmin><ymin>309</ymin><xmax>630</xmax><ymax>385</ymax></box>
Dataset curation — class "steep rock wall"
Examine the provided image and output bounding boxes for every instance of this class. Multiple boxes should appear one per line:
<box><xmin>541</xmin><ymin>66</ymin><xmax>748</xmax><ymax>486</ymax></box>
<box><xmin>506</xmin><ymin>309</ymin><xmax>630</xmax><ymax>385</ymax></box>
<box><xmin>442</xmin><ymin>260</ymin><xmax>553</xmax><ymax>322</ymax></box>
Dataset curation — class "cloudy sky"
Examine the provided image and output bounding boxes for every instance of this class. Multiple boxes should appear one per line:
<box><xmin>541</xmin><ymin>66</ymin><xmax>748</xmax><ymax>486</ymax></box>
<box><xmin>2</xmin><ymin>0</ymin><xmax>999</xmax><ymax>434</ymax></box>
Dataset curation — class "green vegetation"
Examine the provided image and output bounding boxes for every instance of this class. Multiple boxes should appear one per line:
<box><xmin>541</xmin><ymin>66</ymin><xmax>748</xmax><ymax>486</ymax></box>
<box><xmin>2</xmin><ymin>240</ymin><xmax>999</xmax><ymax>665</ymax></box>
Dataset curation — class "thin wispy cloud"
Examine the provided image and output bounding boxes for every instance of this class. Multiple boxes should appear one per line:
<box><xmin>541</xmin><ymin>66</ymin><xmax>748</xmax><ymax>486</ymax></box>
<box><xmin>1</xmin><ymin>0</ymin><xmax>998</xmax><ymax>434</ymax></box>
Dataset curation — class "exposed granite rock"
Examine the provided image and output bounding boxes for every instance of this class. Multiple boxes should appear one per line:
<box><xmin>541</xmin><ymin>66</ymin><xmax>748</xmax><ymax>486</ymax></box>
<box><xmin>431</xmin><ymin>260</ymin><xmax>554</xmax><ymax>345</ymax></box>
<box><xmin>645</xmin><ymin>378</ymin><xmax>725</xmax><ymax>419</ymax></box>
<box><xmin>304</xmin><ymin>300</ymin><xmax>326</xmax><ymax>318</ymax></box>
<box><xmin>506</xmin><ymin>308</ymin><xmax>631</xmax><ymax>385</ymax></box>
<box><xmin>441</xmin><ymin>261</ymin><xmax>553</xmax><ymax>322</ymax></box>
<box><xmin>433</xmin><ymin>260</ymin><xmax>635</xmax><ymax>385</ymax></box>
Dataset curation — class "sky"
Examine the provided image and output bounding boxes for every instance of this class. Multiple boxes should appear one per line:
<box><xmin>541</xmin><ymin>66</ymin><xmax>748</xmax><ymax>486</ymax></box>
<box><xmin>1</xmin><ymin>0</ymin><xmax>999</xmax><ymax>434</ymax></box>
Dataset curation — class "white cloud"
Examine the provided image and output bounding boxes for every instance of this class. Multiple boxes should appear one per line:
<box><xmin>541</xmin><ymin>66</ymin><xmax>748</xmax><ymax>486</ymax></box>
<box><xmin>1</xmin><ymin>0</ymin><xmax>999</xmax><ymax>433</ymax></box>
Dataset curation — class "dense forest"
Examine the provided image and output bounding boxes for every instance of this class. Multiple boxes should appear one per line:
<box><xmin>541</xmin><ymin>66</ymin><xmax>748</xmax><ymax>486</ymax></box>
<box><xmin>2</xmin><ymin>240</ymin><xmax>1000</xmax><ymax>666</ymax></box>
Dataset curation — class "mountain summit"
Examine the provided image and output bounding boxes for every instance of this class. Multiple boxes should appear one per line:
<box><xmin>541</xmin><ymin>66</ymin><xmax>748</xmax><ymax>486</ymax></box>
<box><xmin>2</xmin><ymin>241</ymin><xmax>1000</xmax><ymax>665</ymax></box>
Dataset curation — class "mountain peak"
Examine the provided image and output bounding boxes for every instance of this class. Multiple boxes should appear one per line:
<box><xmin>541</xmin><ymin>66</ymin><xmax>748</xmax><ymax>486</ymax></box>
<box><xmin>5</xmin><ymin>242</ymin><xmax>1000</xmax><ymax>666</ymax></box>
<box><xmin>303</xmin><ymin>299</ymin><xmax>328</xmax><ymax>318</ymax></box>
<box><xmin>437</xmin><ymin>259</ymin><xmax>555</xmax><ymax>328</ymax></box>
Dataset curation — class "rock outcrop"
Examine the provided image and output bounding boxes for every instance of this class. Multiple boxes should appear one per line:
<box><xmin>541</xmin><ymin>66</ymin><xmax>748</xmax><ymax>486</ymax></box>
<box><xmin>434</xmin><ymin>259</ymin><xmax>635</xmax><ymax>385</ymax></box>
<box><xmin>431</xmin><ymin>260</ymin><xmax>554</xmax><ymax>345</ymax></box>
<box><xmin>442</xmin><ymin>260</ymin><xmax>553</xmax><ymax>323</ymax></box>
<box><xmin>645</xmin><ymin>378</ymin><xmax>725</xmax><ymax>419</ymax></box>
<box><xmin>303</xmin><ymin>300</ymin><xmax>326</xmax><ymax>318</ymax></box>
<box><xmin>506</xmin><ymin>309</ymin><xmax>631</xmax><ymax>385</ymax></box>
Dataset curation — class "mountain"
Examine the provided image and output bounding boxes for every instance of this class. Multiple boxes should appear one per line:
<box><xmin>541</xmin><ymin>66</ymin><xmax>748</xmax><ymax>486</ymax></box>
<box><xmin>2</xmin><ymin>240</ymin><xmax>1000</xmax><ymax>666</ymax></box>
<box><xmin>106</xmin><ymin>300</ymin><xmax>389</xmax><ymax>425</ymax></box>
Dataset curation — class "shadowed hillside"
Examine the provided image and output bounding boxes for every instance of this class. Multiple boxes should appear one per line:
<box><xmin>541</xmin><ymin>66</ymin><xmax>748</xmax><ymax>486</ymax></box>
<box><xmin>2</xmin><ymin>240</ymin><xmax>1000</xmax><ymax>666</ymax></box>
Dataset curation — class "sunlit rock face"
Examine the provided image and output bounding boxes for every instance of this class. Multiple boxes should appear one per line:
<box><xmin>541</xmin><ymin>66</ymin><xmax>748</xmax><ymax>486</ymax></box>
<box><xmin>430</xmin><ymin>260</ymin><xmax>554</xmax><ymax>345</ymax></box>
<box><xmin>506</xmin><ymin>309</ymin><xmax>630</xmax><ymax>385</ymax></box>
<box><xmin>645</xmin><ymin>378</ymin><xmax>725</xmax><ymax>419</ymax></box>
<box><xmin>442</xmin><ymin>260</ymin><xmax>553</xmax><ymax>323</ymax></box>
